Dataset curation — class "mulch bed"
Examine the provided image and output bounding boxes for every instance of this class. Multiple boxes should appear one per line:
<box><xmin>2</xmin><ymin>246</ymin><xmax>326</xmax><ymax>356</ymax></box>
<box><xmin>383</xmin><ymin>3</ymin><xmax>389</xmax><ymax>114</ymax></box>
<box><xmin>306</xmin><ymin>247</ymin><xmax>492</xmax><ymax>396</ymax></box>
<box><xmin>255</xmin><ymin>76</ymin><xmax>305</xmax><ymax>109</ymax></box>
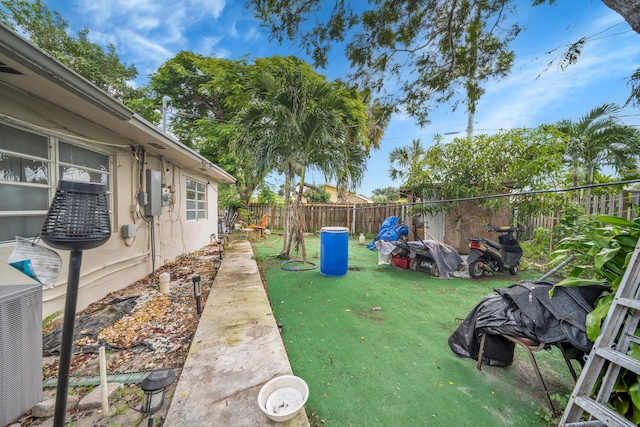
<box><xmin>16</xmin><ymin>244</ymin><xmax>220</xmax><ymax>426</ymax></box>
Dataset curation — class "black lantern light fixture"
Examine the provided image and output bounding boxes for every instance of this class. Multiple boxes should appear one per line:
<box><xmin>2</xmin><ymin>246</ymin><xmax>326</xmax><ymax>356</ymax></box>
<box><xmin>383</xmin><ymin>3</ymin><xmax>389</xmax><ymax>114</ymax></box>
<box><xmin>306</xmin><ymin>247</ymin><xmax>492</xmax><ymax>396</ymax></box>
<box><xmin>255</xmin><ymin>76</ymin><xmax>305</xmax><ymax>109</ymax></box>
<box><xmin>40</xmin><ymin>181</ymin><xmax>111</xmax><ymax>427</ymax></box>
<box><xmin>140</xmin><ymin>368</ymin><xmax>176</xmax><ymax>415</ymax></box>
<box><xmin>213</xmin><ymin>257</ymin><xmax>222</xmax><ymax>270</ymax></box>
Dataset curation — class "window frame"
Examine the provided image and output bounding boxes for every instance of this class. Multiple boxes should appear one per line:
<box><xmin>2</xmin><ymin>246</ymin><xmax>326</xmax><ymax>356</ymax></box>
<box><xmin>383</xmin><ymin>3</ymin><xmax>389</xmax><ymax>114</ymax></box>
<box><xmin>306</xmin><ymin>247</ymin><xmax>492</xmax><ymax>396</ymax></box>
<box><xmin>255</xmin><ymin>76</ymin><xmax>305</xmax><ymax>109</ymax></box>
<box><xmin>185</xmin><ymin>178</ymin><xmax>207</xmax><ymax>221</ymax></box>
<box><xmin>0</xmin><ymin>120</ymin><xmax>113</xmax><ymax>245</ymax></box>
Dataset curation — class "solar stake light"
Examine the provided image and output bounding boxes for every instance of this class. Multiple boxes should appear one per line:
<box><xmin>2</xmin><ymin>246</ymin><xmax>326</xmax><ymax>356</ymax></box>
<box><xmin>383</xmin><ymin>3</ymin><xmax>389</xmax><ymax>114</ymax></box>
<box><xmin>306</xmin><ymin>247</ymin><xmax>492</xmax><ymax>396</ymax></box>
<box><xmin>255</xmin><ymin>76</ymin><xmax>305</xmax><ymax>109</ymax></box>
<box><xmin>40</xmin><ymin>180</ymin><xmax>111</xmax><ymax>427</ymax></box>
<box><xmin>213</xmin><ymin>257</ymin><xmax>222</xmax><ymax>270</ymax></box>
<box><xmin>192</xmin><ymin>274</ymin><xmax>202</xmax><ymax>314</ymax></box>
<box><xmin>218</xmin><ymin>239</ymin><xmax>224</xmax><ymax>260</ymax></box>
<box><xmin>140</xmin><ymin>368</ymin><xmax>176</xmax><ymax>415</ymax></box>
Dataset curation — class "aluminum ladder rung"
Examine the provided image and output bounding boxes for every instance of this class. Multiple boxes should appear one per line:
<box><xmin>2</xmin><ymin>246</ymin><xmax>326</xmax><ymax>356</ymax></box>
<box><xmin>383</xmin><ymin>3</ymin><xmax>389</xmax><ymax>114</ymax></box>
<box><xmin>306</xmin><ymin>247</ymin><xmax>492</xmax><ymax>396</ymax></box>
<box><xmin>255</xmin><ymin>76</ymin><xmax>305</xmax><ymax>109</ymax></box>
<box><xmin>594</xmin><ymin>347</ymin><xmax>640</xmax><ymax>375</ymax></box>
<box><xmin>617</xmin><ymin>297</ymin><xmax>640</xmax><ymax>311</ymax></box>
<box><xmin>559</xmin><ymin>244</ymin><xmax>640</xmax><ymax>425</ymax></box>
<box><xmin>570</xmin><ymin>396</ymin><xmax>636</xmax><ymax>427</ymax></box>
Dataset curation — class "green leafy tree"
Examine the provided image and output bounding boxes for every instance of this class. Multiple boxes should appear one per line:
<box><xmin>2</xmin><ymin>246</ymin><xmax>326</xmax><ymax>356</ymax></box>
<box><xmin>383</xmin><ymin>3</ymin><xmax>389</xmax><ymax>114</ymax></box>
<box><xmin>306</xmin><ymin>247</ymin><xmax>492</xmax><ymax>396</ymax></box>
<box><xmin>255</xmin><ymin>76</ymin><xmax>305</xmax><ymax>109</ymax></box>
<box><xmin>256</xmin><ymin>184</ymin><xmax>281</xmax><ymax>205</ymax></box>
<box><xmin>372</xmin><ymin>187</ymin><xmax>401</xmax><ymax>203</ymax></box>
<box><xmin>304</xmin><ymin>185</ymin><xmax>331</xmax><ymax>203</ymax></box>
<box><xmin>411</xmin><ymin>127</ymin><xmax>565</xmax><ymax>247</ymax></box>
<box><xmin>0</xmin><ymin>0</ymin><xmax>140</xmax><ymax>104</ymax></box>
<box><xmin>149</xmin><ymin>54</ymin><xmax>315</xmax><ymax>206</ymax></box>
<box><xmin>249</xmin><ymin>0</ymin><xmax>520</xmax><ymax>127</ymax></box>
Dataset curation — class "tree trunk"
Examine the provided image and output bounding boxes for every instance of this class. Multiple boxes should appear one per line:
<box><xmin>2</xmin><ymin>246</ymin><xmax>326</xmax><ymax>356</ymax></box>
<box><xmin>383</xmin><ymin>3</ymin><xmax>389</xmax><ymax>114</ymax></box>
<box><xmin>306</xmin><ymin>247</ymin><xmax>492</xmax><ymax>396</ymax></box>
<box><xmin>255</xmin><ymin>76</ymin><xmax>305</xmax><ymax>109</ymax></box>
<box><xmin>601</xmin><ymin>0</ymin><xmax>640</xmax><ymax>34</ymax></box>
<box><xmin>278</xmin><ymin>164</ymin><xmax>293</xmax><ymax>259</ymax></box>
<box><xmin>289</xmin><ymin>166</ymin><xmax>308</xmax><ymax>263</ymax></box>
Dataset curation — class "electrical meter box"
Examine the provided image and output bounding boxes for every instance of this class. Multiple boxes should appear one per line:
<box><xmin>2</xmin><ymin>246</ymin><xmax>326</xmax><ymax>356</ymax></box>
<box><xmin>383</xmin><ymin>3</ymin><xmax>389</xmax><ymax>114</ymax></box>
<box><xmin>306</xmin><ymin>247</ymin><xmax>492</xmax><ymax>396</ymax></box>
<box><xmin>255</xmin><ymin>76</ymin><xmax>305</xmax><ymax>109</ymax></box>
<box><xmin>144</xmin><ymin>169</ymin><xmax>162</xmax><ymax>216</ymax></box>
<box><xmin>162</xmin><ymin>186</ymin><xmax>173</xmax><ymax>206</ymax></box>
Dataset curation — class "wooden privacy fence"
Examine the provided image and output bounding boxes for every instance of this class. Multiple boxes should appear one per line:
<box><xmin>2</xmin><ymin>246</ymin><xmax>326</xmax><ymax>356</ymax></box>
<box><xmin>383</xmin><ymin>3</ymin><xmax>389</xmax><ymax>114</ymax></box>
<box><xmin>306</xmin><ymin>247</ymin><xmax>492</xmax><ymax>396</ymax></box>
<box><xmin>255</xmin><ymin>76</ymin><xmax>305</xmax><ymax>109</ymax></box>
<box><xmin>521</xmin><ymin>190</ymin><xmax>640</xmax><ymax>240</ymax></box>
<box><xmin>238</xmin><ymin>190</ymin><xmax>640</xmax><ymax>240</ymax></box>
<box><xmin>243</xmin><ymin>202</ymin><xmax>409</xmax><ymax>235</ymax></box>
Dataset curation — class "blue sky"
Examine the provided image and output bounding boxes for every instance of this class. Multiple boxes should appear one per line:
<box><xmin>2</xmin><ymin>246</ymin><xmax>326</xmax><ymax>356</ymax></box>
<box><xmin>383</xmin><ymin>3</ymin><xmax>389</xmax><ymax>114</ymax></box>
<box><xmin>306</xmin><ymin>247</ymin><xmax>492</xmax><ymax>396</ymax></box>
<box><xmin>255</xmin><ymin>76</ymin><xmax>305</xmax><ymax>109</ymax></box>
<box><xmin>40</xmin><ymin>0</ymin><xmax>640</xmax><ymax>197</ymax></box>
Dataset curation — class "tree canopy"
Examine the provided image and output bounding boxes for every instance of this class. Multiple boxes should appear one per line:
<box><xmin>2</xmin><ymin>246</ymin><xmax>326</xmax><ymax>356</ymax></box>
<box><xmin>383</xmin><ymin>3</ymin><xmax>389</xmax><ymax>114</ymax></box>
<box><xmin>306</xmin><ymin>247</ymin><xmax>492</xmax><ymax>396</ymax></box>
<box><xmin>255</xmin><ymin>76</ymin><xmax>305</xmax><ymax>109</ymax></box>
<box><xmin>556</xmin><ymin>103</ymin><xmax>640</xmax><ymax>192</ymax></box>
<box><xmin>409</xmin><ymin>126</ymin><xmax>566</xmax><ymax>212</ymax></box>
<box><xmin>372</xmin><ymin>186</ymin><xmax>401</xmax><ymax>202</ymax></box>
<box><xmin>232</xmin><ymin>66</ymin><xmax>372</xmax><ymax>259</ymax></box>
<box><xmin>249</xmin><ymin>0</ymin><xmax>521</xmax><ymax>126</ymax></box>
<box><xmin>0</xmin><ymin>0</ymin><xmax>140</xmax><ymax>104</ymax></box>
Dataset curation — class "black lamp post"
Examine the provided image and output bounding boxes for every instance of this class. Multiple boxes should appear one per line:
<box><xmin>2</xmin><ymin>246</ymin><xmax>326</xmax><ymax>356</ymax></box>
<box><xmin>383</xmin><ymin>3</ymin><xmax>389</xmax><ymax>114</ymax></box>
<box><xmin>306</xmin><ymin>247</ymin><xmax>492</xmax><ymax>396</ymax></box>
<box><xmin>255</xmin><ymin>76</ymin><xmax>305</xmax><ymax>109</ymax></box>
<box><xmin>218</xmin><ymin>239</ymin><xmax>224</xmax><ymax>260</ymax></box>
<box><xmin>140</xmin><ymin>368</ymin><xmax>176</xmax><ymax>415</ymax></box>
<box><xmin>40</xmin><ymin>181</ymin><xmax>111</xmax><ymax>427</ymax></box>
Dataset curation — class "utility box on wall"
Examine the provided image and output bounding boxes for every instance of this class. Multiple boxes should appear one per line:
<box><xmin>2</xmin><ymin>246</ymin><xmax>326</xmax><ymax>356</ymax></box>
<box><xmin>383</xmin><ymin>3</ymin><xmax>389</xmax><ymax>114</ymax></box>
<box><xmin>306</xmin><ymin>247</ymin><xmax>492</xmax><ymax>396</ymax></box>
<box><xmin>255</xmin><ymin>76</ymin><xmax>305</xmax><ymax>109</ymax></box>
<box><xmin>144</xmin><ymin>169</ymin><xmax>162</xmax><ymax>216</ymax></box>
<box><xmin>0</xmin><ymin>284</ymin><xmax>43</xmax><ymax>426</ymax></box>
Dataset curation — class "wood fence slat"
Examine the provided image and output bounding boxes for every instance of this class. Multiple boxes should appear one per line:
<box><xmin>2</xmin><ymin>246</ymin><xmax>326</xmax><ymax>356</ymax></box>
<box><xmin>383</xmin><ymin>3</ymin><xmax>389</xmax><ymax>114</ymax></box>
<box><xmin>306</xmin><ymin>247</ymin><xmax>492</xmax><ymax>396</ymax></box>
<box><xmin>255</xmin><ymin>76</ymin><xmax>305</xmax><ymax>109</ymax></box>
<box><xmin>243</xmin><ymin>191</ymin><xmax>633</xmax><ymax>241</ymax></box>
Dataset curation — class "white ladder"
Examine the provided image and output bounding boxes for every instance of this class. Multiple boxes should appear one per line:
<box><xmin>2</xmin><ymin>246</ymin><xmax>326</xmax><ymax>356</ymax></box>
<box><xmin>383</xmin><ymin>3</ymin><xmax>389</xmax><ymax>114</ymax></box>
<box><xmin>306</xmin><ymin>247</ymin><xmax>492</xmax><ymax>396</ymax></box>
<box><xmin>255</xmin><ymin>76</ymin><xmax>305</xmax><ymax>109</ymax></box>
<box><xmin>560</xmin><ymin>244</ymin><xmax>640</xmax><ymax>427</ymax></box>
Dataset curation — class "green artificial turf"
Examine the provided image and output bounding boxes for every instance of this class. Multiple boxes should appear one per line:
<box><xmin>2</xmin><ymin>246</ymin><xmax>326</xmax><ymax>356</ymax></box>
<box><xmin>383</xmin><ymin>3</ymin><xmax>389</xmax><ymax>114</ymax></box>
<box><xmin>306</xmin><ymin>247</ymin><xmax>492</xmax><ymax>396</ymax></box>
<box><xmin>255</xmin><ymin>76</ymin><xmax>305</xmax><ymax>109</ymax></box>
<box><xmin>252</xmin><ymin>234</ymin><xmax>577</xmax><ymax>427</ymax></box>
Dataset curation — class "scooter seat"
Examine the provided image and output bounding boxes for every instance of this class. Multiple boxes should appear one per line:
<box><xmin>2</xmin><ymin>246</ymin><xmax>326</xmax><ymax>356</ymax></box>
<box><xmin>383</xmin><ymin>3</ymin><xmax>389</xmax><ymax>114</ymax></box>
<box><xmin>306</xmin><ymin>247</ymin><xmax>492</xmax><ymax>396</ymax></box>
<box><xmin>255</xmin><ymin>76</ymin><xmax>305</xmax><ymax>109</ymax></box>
<box><xmin>484</xmin><ymin>239</ymin><xmax>502</xmax><ymax>250</ymax></box>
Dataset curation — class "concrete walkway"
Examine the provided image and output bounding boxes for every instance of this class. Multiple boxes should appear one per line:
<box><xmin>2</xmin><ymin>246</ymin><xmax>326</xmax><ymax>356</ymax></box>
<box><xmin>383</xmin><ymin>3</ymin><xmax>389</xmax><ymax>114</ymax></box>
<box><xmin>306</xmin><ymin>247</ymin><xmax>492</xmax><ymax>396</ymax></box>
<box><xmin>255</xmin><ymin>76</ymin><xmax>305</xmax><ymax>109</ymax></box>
<box><xmin>164</xmin><ymin>240</ymin><xmax>309</xmax><ymax>426</ymax></box>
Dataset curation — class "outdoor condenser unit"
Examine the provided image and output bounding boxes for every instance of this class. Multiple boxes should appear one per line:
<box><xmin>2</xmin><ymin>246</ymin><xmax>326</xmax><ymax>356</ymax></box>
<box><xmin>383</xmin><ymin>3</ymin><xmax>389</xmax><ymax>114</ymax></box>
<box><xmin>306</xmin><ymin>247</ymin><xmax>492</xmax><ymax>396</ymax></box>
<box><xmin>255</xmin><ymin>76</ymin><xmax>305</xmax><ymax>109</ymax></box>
<box><xmin>0</xmin><ymin>284</ymin><xmax>43</xmax><ymax>426</ymax></box>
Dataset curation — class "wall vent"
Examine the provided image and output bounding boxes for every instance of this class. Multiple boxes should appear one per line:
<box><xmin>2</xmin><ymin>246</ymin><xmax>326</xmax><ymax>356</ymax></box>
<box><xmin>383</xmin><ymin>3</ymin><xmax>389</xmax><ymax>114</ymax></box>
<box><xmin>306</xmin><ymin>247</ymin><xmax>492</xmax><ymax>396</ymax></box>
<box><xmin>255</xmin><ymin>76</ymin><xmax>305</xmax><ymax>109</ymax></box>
<box><xmin>0</xmin><ymin>284</ymin><xmax>42</xmax><ymax>426</ymax></box>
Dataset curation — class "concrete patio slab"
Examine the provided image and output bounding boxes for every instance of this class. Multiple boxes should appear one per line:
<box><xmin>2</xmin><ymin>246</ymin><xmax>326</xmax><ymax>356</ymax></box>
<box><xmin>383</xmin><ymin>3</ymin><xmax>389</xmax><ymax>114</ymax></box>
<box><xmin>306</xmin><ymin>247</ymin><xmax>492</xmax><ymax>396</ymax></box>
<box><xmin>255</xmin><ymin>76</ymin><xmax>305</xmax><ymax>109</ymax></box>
<box><xmin>164</xmin><ymin>240</ymin><xmax>309</xmax><ymax>426</ymax></box>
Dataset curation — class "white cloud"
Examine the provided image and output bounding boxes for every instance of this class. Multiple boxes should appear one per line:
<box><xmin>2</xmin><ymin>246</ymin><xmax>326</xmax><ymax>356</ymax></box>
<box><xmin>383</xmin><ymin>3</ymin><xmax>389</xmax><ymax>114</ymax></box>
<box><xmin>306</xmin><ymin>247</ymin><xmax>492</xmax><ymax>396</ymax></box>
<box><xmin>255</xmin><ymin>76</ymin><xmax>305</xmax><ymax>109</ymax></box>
<box><xmin>65</xmin><ymin>0</ymin><xmax>230</xmax><ymax>83</ymax></box>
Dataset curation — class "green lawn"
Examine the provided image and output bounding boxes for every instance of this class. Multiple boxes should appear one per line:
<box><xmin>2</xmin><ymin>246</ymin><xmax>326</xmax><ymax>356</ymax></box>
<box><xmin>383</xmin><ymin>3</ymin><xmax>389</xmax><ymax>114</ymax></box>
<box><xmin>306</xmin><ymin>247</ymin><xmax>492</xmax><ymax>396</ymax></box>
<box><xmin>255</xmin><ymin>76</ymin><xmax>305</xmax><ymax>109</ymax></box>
<box><xmin>250</xmin><ymin>234</ymin><xmax>576</xmax><ymax>427</ymax></box>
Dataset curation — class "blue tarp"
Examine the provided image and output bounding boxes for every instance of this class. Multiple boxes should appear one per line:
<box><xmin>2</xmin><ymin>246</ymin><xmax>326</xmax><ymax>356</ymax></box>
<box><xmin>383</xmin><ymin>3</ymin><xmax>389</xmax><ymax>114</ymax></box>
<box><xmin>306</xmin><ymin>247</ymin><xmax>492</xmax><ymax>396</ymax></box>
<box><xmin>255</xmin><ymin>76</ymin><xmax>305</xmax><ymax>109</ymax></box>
<box><xmin>366</xmin><ymin>216</ymin><xmax>409</xmax><ymax>249</ymax></box>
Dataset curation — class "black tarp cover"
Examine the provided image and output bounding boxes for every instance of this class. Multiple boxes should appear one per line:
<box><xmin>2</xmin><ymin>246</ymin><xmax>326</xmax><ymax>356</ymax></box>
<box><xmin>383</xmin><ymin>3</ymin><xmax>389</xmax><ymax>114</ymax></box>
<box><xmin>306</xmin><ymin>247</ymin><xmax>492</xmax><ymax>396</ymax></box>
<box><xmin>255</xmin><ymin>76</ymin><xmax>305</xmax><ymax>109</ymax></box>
<box><xmin>448</xmin><ymin>281</ymin><xmax>610</xmax><ymax>366</ymax></box>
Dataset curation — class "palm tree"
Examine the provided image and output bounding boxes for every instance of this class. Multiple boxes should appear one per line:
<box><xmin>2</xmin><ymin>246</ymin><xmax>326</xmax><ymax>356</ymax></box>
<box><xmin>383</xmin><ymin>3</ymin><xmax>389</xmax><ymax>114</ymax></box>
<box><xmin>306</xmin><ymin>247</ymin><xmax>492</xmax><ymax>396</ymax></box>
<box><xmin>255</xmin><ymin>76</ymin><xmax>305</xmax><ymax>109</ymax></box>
<box><xmin>234</xmin><ymin>69</ymin><xmax>365</xmax><ymax>261</ymax></box>
<box><xmin>388</xmin><ymin>138</ymin><xmax>427</xmax><ymax>182</ymax></box>
<box><xmin>557</xmin><ymin>103</ymin><xmax>640</xmax><ymax>198</ymax></box>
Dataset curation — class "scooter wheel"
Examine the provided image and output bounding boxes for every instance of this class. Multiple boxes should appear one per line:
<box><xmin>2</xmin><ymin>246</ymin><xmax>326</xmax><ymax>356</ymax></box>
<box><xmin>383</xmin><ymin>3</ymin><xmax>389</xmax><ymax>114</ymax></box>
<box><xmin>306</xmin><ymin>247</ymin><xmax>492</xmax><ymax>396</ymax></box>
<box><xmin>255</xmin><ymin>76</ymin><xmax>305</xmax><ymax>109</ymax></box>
<box><xmin>468</xmin><ymin>262</ymin><xmax>485</xmax><ymax>279</ymax></box>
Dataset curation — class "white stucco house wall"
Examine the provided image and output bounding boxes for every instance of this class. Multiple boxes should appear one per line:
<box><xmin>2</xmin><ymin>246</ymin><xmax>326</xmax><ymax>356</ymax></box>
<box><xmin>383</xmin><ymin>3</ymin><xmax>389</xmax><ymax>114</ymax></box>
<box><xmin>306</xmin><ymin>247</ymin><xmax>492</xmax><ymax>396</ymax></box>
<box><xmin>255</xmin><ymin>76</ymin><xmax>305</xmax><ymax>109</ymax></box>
<box><xmin>0</xmin><ymin>23</ymin><xmax>235</xmax><ymax>317</ymax></box>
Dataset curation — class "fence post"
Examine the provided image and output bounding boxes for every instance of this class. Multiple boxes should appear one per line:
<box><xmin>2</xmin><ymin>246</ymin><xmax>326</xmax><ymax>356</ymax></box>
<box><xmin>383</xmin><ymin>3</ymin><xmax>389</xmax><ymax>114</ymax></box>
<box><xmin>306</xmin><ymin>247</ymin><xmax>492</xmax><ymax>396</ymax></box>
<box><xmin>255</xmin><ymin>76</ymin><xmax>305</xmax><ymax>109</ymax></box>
<box><xmin>351</xmin><ymin>204</ymin><xmax>356</xmax><ymax>235</ymax></box>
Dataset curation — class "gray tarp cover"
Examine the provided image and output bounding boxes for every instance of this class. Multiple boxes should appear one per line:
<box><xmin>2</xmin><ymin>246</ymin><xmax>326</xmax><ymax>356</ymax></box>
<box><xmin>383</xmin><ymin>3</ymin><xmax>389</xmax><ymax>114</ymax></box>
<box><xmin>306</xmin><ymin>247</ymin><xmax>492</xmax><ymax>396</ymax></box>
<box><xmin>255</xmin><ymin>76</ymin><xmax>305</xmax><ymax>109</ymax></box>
<box><xmin>448</xmin><ymin>281</ymin><xmax>609</xmax><ymax>366</ymax></box>
<box><xmin>377</xmin><ymin>239</ymin><xmax>463</xmax><ymax>279</ymax></box>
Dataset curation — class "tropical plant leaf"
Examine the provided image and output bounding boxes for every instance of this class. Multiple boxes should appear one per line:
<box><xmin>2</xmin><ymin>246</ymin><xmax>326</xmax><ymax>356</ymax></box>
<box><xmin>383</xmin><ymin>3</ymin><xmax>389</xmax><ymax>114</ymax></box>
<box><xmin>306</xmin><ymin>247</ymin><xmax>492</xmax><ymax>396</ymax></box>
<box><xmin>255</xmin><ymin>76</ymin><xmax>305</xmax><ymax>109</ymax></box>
<box><xmin>589</xmin><ymin>232</ymin><xmax>612</xmax><ymax>249</ymax></box>
<box><xmin>630</xmin><ymin>380</ymin><xmax>640</xmax><ymax>414</ymax></box>
<box><xmin>594</xmin><ymin>247</ymin><xmax>620</xmax><ymax>271</ymax></box>
<box><xmin>630</xmin><ymin>403</ymin><xmax>640</xmax><ymax>425</ymax></box>
<box><xmin>569</xmin><ymin>266</ymin><xmax>586</xmax><ymax>278</ymax></box>
<box><xmin>613</xmin><ymin>235</ymin><xmax>639</xmax><ymax>248</ymax></box>
<box><xmin>597</xmin><ymin>215</ymin><xmax>640</xmax><ymax>230</ymax></box>
<box><xmin>613</xmin><ymin>392</ymin><xmax>630</xmax><ymax>416</ymax></box>
<box><xmin>629</xmin><ymin>342</ymin><xmax>640</xmax><ymax>361</ymax></box>
<box><xmin>585</xmin><ymin>294</ymin><xmax>613</xmax><ymax>341</ymax></box>
<box><xmin>549</xmin><ymin>276</ymin><xmax>604</xmax><ymax>297</ymax></box>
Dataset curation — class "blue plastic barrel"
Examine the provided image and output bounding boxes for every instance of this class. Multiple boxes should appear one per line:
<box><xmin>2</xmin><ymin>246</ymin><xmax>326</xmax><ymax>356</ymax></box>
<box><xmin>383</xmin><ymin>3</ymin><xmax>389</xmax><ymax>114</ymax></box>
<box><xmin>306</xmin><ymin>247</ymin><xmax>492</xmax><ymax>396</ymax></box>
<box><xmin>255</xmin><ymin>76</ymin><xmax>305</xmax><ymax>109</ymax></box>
<box><xmin>320</xmin><ymin>226</ymin><xmax>349</xmax><ymax>277</ymax></box>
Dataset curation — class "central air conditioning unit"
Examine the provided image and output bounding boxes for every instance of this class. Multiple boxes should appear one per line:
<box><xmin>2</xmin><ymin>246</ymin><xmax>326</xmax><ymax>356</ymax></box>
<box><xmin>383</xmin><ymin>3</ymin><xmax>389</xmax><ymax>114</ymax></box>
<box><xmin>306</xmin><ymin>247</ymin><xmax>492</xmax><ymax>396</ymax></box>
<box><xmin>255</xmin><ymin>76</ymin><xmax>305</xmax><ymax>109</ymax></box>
<box><xmin>0</xmin><ymin>284</ymin><xmax>43</xmax><ymax>426</ymax></box>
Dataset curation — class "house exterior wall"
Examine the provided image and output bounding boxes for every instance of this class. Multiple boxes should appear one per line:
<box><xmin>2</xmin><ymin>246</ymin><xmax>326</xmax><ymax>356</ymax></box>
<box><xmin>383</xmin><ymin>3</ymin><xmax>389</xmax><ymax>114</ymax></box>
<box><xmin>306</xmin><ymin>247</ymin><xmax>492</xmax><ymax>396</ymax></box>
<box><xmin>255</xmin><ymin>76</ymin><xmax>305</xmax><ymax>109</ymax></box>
<box><xmin>0</xmin><ymin>118</ymin><xmax>220</xmax><ymax>317</ymax></box>
<box><xmin>0</xmin><ymin>25</ymin><xmax>233</xmax><ymax>318</ymax></box>
<box><xmin>324</xmin><ymin>185</ymin><xmax>372</xmax><ymax>204</ymax></box>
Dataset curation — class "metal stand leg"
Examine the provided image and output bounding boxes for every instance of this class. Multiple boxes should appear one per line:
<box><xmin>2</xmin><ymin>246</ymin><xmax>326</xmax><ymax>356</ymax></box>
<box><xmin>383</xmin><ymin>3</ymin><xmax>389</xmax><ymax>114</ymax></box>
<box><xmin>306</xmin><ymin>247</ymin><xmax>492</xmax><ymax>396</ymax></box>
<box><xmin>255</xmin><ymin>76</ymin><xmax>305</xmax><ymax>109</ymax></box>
<box><xmin>476</xmin><ymin>333</ymin><xmax>486</xmax><ymax>371</ymax></box>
